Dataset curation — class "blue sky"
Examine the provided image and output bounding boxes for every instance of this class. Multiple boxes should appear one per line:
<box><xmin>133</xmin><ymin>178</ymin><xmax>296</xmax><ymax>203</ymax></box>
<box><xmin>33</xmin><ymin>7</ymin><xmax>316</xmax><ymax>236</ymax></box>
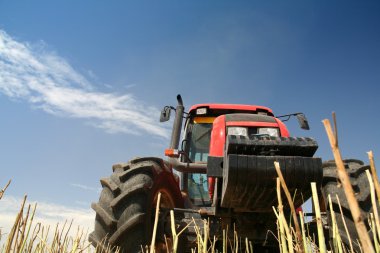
<box><xmin>0</xmin><ymin>1</ymin><xmax>379</xmax><ymax>232</ymax></box>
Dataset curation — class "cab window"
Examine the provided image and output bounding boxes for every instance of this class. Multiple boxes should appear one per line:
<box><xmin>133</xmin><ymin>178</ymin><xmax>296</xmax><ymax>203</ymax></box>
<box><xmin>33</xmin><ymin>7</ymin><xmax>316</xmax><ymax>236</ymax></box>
<box><xmin>188</xmin><ymin>122</ymin><xmax>212</xmax><ymax>162</ymax></box>
<box><xmin>186</xmin><ymin>117</ymin><xmax>214</xmax><ymax>206</ymax></box>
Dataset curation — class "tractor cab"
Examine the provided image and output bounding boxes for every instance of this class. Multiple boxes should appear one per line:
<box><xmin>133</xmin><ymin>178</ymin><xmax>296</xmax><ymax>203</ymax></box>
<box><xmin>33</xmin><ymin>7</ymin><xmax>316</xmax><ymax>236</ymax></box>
<box><xmin>180</xmin><ymin>104</ymin><xmax>279</xmax><ymax>206</ymax></box>
<box><xmin>160</xmin><ymin>95</ymin><xmax>317</xmax><ymax>210</ymax></box>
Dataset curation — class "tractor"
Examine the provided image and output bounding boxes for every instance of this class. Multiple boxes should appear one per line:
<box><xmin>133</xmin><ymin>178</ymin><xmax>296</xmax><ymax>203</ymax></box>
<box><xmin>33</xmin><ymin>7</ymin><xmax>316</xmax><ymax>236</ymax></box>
<box><xmin>89</xmin><ymin>95</ymin><xmax>373</xmax><ymax>252</ymax></box>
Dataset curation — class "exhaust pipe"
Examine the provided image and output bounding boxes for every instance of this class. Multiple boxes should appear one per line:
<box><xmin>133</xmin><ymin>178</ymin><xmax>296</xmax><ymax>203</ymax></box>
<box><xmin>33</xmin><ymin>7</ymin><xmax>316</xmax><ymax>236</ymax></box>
<box><xmin>169</xmin><ymin>95</ymin><xmax>184</xmax><ymax>150</ymax></box>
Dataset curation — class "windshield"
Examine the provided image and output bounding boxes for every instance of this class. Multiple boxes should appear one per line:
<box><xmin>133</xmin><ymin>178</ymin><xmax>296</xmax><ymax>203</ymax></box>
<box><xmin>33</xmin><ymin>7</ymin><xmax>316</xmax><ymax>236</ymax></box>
<box><xmin>188</xmin><ymin>122</ymin><xmax>212</xmax><ymax>162</ymax></box>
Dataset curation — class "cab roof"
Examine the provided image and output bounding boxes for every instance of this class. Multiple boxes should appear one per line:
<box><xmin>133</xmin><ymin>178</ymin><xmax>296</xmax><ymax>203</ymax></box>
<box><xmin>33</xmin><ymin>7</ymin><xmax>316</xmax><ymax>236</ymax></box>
<box><xmin>189</xmin><ymin>104</ymin><xmax>274</xmax><ymax>116</ymax></box>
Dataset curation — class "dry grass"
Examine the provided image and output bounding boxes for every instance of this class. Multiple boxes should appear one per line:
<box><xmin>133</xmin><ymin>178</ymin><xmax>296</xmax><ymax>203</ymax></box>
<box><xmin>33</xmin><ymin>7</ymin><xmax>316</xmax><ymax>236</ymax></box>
<box><xmin>2</xmin><ymin>156</ymin><xmax>379</xmax><ymax>253</ymax></box>
<box><xmin>0</xmin><ymin>193</ymin><xmax>104</xmax><ymax>253</ymax></box>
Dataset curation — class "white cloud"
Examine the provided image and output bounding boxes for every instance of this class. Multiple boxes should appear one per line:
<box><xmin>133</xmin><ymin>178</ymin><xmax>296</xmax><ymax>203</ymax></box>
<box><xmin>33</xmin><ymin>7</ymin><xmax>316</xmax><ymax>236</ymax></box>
<box><xmin>0</xmin><ymin>195</ymin><xmax>94</xmax><ymax>240</ymax></box>
<box><xmin>0</xmin><ymin>30</ymin><xmax>169</xmax><ymax>138</ymax></box>
<box><xmin>71</xmin><ymin>183</ymin><xmax>101</xmax><ymax>193</ymax></box>
<box><xmin>124</xmin><ymin>83</ymin><xmax>137</xmax><ymax>89</ymax></box>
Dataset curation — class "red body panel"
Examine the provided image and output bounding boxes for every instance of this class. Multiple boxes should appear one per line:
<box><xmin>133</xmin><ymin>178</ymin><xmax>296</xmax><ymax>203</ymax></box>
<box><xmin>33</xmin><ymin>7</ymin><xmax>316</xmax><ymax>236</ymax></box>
<box><xmin>210</xmin><ymin>118</ymin><xmax>289</xmax><ymax>158</ymax></box>
<box><xmin>209</xmin><ymin>115</ymin><xmax>226</xmax><ymax>157</ymax></box>
<box><xmin>275</xmin><ymin>118</ymin><xmax>290</xmax><ymax>137</ymax></box>
<box><xmin>189</xmin><ymin>104</ymin><xmax>273</xmax><ymax>115</ymax></box>
<box><xmin>207</xmin><ymin>114</ymin><xmax>291</xmax><ymax>200</ymax></box>
<box><xmin>226</xmin><ymin>122</ymin><xmax>279</xmax><ymax>127</ymax></box>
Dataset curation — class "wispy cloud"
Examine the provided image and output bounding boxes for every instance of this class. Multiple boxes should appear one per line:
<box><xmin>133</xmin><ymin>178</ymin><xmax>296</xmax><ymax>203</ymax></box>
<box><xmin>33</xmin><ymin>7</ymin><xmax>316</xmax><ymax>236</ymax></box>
<box><xmin>71</xmin><ymin>183</ymin><xmax>101</xmax><ymax>193</ymax></box>
<box><xmin>0</xmin><ymin>30</ymin><xmax>169</xmax><ymax>138</ymax></box>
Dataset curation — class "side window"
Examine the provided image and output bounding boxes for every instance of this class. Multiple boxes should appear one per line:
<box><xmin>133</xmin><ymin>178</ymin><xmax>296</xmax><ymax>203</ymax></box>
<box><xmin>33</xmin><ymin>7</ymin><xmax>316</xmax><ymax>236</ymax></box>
<box><xmin>186</xmin><ymin>119</ymin><xmax>214</xmax><ymax>206</ymax></box>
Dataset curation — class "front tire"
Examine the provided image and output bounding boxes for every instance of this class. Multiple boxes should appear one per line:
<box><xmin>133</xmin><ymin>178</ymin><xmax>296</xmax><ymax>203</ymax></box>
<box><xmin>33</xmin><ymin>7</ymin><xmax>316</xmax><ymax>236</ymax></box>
<box><xmin>89</xmin><ymin>157</ymin><xmax>183</xmax><ymax>253</ymax></box>
<box><xmin>322</xmin><ymin>159</ymin><xmax>374</xmax><ymax>252</ymax></box>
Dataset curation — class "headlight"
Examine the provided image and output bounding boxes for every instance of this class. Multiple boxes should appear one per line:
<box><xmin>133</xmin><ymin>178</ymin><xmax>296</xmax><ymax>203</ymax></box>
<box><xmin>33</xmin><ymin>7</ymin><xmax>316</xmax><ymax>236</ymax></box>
<box><xmin>258</xmin><ymin>128</ymin><xmax>279</xmax><ymax>137</ymax></box>
<box><xmin>227</xmin><ymin>127</ymin><xmax>248</xmax><ymax>136</ymax></box>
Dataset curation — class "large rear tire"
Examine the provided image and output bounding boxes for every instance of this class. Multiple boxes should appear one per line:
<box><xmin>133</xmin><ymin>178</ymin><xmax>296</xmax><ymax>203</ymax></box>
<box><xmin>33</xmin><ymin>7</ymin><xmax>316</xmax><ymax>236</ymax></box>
<box><xmin>322</xmin><ymin>159</ymin><xmax>374</xmax><ymax>252</ymax></box>
<box><xmin>89</xmin><ymin>157</ymin><xmax>183</xmax><ymax>253</ymax></box>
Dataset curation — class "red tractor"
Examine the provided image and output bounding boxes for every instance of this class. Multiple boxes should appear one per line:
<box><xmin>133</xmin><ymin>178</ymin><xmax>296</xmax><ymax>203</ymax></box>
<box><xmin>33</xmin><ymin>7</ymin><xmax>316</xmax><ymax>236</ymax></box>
<box><xmin>89</xmin><ymin>95</ymin><xmax>373</xmax><ymax>252</ymax></box>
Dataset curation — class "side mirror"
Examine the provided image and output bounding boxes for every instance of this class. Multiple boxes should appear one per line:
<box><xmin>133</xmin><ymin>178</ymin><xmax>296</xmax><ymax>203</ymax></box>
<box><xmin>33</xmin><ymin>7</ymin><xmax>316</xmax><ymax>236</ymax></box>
<box><xmin>296</xmin><ymin>113</ymin><xmax>310</xmax><ymax>130</ymax></box>
<box><xmin>160</xmin><ymin>106</ymin><xmax>171</xmax><ymax>122</ymax></box>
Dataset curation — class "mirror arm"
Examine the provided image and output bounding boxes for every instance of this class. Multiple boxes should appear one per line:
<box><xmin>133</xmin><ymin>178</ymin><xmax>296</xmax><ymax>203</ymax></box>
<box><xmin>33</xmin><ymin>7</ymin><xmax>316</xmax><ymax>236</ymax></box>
<box><xmin>276</xmin><ymin>112</ymin><xmax>310</xmax><ymax>130</ymax></box>
<box><xmin>281</xmin><ymin>115</ymin><xmax>291</xmax><ymax>122</ymax></box>
<box><xmin>166</xmin><ymin>106</ymin><xmax>176</xmax><ymax>111</ymax></box>
<box><xmin>276</xmin><ymin>112</ymin><xmax>303</xmax><ymax>120</ymax></box>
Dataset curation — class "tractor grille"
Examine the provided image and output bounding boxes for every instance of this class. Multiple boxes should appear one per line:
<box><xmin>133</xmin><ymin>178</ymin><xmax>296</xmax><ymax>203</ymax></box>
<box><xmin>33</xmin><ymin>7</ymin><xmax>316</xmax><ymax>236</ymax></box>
<box><xmin>213</xmin><ymin>135</ymin><xmax>322</xmax><ymax>211</ymax></box>
<box><xmin>220</xmin><ymin>154</ymin><xmax>322</xmax><ymax>211</ymax></box>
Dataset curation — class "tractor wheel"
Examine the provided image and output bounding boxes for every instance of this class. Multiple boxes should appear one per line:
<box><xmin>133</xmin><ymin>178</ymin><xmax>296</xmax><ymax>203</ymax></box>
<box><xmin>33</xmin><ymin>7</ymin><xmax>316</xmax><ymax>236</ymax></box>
<box><xmin>89</xmin><ymin>157</ymin><xmax>184</xmax><ymax>253</ymax></box>
<box><xmin>322</xmin><ymin>159</ymin><xmax>374</xmax><ymax>252</ymax></box>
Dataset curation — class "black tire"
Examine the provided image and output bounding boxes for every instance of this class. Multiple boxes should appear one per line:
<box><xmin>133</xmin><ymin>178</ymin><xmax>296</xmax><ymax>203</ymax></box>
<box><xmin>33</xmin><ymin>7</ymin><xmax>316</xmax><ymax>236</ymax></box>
<box><xmin>89</xmin><ymin>157</ymin><xmax>184</xmax><ymax>253</ymax></box>
<box><xmin>322</xmin><ymin>159</ymin><xmax>374</xmax><ymax>252</ymax></box>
